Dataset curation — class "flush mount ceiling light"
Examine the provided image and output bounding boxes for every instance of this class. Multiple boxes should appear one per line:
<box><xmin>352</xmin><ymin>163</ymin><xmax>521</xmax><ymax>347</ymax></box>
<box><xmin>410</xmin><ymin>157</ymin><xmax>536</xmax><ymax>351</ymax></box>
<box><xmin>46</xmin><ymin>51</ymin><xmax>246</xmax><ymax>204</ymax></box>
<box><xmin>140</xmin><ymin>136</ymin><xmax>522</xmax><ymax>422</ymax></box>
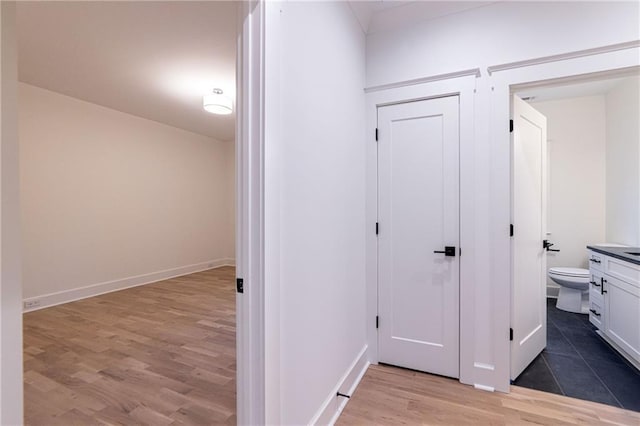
<box><xmin>203</xmin><ymin>88</ymin><xmax>232</xmax><ymax>115</ymax></box>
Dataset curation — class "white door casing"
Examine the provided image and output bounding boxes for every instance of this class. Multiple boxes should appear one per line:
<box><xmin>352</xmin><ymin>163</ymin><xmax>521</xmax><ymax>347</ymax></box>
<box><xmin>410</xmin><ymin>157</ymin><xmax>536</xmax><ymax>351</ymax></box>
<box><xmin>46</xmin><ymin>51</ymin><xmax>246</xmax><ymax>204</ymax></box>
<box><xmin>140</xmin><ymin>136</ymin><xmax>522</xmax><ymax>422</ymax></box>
<box><xmin>377</xmin><ymin>96</ymin><xmax>460</xmax><ymax>378</ymax></box>
<box><xmin>511</xmin><ymin>95</ymin><xmax>547</xmax><ymax>380</ymax></box>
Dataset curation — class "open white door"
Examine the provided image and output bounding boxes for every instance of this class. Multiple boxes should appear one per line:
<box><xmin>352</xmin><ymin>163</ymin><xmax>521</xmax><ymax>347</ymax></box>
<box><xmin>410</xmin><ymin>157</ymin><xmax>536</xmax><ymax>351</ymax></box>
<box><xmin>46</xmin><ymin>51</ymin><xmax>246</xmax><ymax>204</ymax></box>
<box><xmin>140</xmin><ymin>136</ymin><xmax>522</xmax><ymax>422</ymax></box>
<box><xmin>511</xmin><ymin>95</ymin><xmax>548</xmax><ymax>380</ymax></box>
<box><xmin>378</xmin><ymin>96</ymin><xmax>459</xmax><ymax>378</ymax></box>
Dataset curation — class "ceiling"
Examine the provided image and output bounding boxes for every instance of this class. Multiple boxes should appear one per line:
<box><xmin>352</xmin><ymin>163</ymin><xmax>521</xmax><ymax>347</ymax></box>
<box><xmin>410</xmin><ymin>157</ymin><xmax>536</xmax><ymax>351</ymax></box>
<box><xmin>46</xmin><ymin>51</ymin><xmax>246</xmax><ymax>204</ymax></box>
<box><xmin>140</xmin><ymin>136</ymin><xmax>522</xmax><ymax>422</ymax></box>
<box><xmin>349</xmin><ymin>1</ymin><xmax>497</xmax><ymax>34</ymax></box>
<box><xmin>16</xmin><ymin>1</ymin><xmax>498</xmax><ymax>142</ymax></box>
<box><xmin>17</xmin><ymin>1</ymin><xmax>237</xmax><ymax>142</ymax></box>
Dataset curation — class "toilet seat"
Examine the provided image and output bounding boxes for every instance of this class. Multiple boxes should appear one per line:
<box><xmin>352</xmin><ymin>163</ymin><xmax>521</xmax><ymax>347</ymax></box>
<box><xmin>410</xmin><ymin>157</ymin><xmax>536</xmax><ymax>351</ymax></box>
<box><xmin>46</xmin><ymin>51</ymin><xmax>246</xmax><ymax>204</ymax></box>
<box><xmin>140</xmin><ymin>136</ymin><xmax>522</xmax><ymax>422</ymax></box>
<box><xmin>549</xmin><ymin>267</ymin><xmax>589</xmax><ymax>278</ymax></box>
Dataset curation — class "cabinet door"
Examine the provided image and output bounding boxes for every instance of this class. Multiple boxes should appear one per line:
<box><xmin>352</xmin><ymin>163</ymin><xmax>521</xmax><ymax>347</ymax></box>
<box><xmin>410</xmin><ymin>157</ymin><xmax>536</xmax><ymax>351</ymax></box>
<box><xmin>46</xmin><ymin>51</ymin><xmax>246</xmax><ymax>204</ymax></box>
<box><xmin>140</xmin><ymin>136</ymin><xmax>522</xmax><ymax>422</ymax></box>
<box><xmin>603</xmin><ymin>275</ymin><xmax>640</xmax><ymax>364</ymax></box>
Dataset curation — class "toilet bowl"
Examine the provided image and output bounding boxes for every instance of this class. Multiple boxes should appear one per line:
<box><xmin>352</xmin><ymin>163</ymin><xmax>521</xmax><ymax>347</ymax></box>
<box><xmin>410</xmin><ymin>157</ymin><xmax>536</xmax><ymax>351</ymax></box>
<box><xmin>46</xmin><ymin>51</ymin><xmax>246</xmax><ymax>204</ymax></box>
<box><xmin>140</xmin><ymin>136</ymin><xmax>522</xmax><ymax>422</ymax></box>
<box><xmin>548</xmin><ymin>267</ymin><xmax>590</xmax><ymax>314</ymax></box>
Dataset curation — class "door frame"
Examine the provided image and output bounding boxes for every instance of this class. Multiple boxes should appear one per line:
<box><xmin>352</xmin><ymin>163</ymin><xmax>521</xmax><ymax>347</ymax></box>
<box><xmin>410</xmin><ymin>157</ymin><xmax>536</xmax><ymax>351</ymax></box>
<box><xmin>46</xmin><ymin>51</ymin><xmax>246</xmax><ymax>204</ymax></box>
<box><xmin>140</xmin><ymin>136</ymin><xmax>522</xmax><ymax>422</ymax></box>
<box><xmin>0</xmin><ymin>3</ymin><xmax>22</xmax><ymax>424</ymax></box>
<box><xmin>365</xmin><ymin>71</ymin><xmax>478</xmax><ymax>386</ymax></box>
<box><xmin>490</xmin><ymin>43</ymin><xmax>640</xmax><ymax>392</ymax></box>
<box><xmin>236</xmin><ymin>1</ymin><xmax>267</xmax><ymax>425</ymax></box>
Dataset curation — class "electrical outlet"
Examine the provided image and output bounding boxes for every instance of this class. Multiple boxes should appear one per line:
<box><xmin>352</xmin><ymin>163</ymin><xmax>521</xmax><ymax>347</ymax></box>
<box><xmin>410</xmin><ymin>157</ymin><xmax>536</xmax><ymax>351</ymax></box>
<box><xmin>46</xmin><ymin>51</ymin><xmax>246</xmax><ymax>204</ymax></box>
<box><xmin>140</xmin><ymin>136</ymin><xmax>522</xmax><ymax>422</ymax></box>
<box><xmin>24</xmin><ymin>300</ymin><xmax>41</xmax><ymax>310</ymax></box>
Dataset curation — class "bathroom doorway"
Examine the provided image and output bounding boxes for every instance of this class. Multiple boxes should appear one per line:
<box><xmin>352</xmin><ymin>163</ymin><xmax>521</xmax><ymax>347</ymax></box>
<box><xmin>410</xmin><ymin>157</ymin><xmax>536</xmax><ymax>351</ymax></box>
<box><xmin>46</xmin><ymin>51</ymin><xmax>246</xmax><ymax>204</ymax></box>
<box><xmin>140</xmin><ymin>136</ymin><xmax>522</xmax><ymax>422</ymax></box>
<box><xmin>510</xmin><ymin>69</ymin><xmax>640</xmax><ymax>411</ymax></box>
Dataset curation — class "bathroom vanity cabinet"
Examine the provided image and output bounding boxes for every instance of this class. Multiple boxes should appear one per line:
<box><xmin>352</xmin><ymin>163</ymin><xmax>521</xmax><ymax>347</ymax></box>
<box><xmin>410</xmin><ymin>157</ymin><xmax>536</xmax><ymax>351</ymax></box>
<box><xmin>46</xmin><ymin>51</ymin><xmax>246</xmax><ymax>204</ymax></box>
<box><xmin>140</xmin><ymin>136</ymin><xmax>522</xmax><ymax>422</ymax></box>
<box><xmin>587</xmin><ymin>246</ymin><xmax>640</xmax><ymax>370</ymax></box>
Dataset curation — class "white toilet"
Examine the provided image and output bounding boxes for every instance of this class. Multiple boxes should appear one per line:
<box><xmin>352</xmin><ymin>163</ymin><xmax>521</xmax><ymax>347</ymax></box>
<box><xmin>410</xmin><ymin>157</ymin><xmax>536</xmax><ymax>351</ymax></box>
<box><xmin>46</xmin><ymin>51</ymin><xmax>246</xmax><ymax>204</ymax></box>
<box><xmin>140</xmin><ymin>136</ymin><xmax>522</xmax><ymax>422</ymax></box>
<box><xmin>548</xmin><ymin>267</ymin><xmax>590</xmax><ymax>314</ymax></box>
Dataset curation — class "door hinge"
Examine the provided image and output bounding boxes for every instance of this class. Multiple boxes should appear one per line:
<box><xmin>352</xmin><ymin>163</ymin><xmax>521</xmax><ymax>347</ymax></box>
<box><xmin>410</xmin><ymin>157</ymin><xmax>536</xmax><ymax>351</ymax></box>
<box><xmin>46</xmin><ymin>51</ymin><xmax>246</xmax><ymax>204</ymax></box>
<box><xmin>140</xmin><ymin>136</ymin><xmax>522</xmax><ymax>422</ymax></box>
<box><xmin>510</xmin><ymin>224</ymin><xmax>514</xmax><ymax>237</ymax></box>
<box><xmin>376</xmin><ymin>222</ymin><xmax>379</xmax><ymax>235</ymax></box>
<box><xmin>376</xmin><ymin>316</ymin><xmax>379</xmax><ymax>329</ymax></box>
<box><xmin>510</xmin><ymin>328</ymin><xmax>514</xmax><ymax>341</ymax></box>
<box><xmin>510</xmin><ymin>119</ymin><xmax>514</xmax><ymax>133</ymax></box>
<box><xmin>236</xmin><ymin>278</ymin><xmax>244</xmax><ymax>294</ymax></box>
<box><xmin>375</xmin><ymin>128</ymin><xmax>378</xmax><ymax>141</ymax></box>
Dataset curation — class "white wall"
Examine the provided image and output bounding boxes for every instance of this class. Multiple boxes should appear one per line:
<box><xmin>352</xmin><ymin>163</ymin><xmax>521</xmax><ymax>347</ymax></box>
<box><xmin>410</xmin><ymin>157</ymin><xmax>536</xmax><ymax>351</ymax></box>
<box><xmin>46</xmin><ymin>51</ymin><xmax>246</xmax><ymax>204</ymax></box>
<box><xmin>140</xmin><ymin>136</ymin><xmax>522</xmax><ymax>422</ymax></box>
<box><xmin>20</xmin><ymin>83</ymin><xmax>235</xmax><ymax>304</ymax></box>
<box><xmin>605</xmin><ymin>76</ymin><xmax>640</xmax><ymax>246</ymax></box>
<box><xmin>532</xmin><ymin>96</ymin><xmax>607</xmax><ymax>291</ymax></box>
<box><xmin>364</xmin><ymin>0</ymin><xmax>639</xmax><ymax>392</ymax></box>
<box><xmin>264</xmin><ymin>2</ymin><xmax>367</xmax><ymax>424</ymax></box>
<box><xmin>366</xmin><ymin>1</ymin><xmax>640</xmax><ymax>88</ymax></box>
<box><xmin>0</xmin><ymin>2</ymin><xmax>23</xmax><ymax>424</ymax></box>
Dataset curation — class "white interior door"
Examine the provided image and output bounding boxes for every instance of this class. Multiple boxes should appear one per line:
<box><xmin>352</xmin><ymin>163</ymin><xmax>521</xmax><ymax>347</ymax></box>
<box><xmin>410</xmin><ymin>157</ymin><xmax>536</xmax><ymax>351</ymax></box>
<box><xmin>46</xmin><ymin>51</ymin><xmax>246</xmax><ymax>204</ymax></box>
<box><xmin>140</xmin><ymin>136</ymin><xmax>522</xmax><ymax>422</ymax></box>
<box><xmin>377</xmin><ymin>96</ymin><xmax>459</xmax><ymax>378</ymax></box>
<box><xmin>511</xmin><ymin>95</ymin><xmax>548</xmax><ymax>380</ymax></box>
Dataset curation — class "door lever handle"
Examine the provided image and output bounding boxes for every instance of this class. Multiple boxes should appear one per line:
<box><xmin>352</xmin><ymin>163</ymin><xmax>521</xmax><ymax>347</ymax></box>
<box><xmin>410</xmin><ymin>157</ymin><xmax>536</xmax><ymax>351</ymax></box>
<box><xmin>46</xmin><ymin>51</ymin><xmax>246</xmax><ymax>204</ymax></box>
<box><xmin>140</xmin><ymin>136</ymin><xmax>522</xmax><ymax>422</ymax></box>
<box><xmin>543</xmin><ymin>240</ymin><xmax>560</xmax><ymax>252</ymax></box>
<box><xmin>434</xmin><ymin>246</ymin><xmax>456</xmax><ymax>257</ymax></box>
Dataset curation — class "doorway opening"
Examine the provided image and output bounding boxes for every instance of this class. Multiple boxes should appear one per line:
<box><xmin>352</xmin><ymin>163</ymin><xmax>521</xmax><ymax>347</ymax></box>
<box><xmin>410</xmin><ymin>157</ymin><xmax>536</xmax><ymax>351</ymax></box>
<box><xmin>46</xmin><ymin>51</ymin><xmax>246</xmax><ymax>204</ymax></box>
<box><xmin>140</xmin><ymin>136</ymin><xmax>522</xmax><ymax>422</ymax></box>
<box><xmin>510</xmin><ymin>69</ymin><xmax>640</xmax><ymax>411</ymax></box>
<box><xmin>17</xmin><ymin>2</ymin><xmax>239</xmax><ymax>424</ymax></box>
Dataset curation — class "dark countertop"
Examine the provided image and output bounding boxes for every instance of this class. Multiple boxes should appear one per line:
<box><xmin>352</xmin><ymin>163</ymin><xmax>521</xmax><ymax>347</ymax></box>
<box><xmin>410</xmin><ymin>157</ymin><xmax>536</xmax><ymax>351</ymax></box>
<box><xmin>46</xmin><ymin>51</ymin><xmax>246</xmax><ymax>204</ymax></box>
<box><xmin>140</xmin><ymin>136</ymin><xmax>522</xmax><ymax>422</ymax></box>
<box><xmin>587</xmin><ymin>245</ymin><xmax>640</xmax><ymax>266</ymax></box>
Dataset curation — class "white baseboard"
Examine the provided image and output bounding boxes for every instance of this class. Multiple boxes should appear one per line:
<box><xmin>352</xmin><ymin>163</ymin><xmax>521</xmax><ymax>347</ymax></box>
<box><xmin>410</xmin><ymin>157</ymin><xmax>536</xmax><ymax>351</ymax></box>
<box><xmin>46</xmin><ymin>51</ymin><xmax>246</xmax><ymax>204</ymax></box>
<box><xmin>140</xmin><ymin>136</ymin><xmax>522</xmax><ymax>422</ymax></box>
<box><xmin>221</xmin><ymin>257</ymin><xmax>236</xmax><ymax>267</ymax></box>
<box><xmin>474</xmin><ymin>383</ymin><xmax>495</xmax><ymax>392</ymax></box>
<box><xmin>23</xmin><ymin>258</ymin><xmax>236</xmax><ymax>313</ymax></box>
<box><xmin>546</xmin><ymin>285</ymin><xmax>559</xmax><ymax>298</ymax></box>
<box><xmin>310</xmin><ymin>345</ymin><xmax>370</xmax><ymax>426</ymax></box>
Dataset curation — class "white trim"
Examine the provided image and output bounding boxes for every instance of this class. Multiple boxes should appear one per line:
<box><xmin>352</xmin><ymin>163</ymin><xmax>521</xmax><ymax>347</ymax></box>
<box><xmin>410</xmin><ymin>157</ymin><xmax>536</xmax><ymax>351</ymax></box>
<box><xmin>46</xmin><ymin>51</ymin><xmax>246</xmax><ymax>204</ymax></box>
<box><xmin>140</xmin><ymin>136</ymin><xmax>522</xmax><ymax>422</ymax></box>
<box><xmin>237</xmin><ymin>1</ymin><xmax>267</xmax><ymax>425</ymax></box>
<box><xmin>365</xmin><ymin>74</ymin><xmax>477</xmax><ymax>388</ymax></box>
<box><xmin>487</xmin><ymin>41</ymin><xmax>640</xmax><ymax>75</ymax></box>
<box><xmin>22</xmin><ymin>259</ymin><xmax>234</xmax><ymax>313</ymax></box>
<box><xmin>365</xmin><ymin>68</ymin><xmax>481</xmax><ymax>93</ymax></box>
<box><xmin>474</xmin><ymin>384</ymin><xmax>495</xmax><ymax>392</ymax></box>
<box><xmin>0</xmin><ymin>3</ymin><xmax>23</xmax><ymax>424</ymax></box>
<box><xmin>309</xmin><ymin>345</ymin><xmax>370</xmax><ymax>426</ymax></box>
<box><xmin>546</xmin><ymin>286</ymin><xmax>560</xmax><ymax>298</ymax></box>
<box><xmin>263</xmin><ymin>1</ymin><xmax>283</xmax><ymax>424</ymax></box>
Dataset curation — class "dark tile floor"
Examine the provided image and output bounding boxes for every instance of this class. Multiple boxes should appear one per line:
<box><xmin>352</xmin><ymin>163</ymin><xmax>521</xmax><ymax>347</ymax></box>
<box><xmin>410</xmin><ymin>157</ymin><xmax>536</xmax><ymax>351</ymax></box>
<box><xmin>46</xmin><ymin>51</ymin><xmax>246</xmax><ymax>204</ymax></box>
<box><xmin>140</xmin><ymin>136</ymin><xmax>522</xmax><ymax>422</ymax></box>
<box><xmin>513</xmin><ymin>298</ymin><xmax>640</xmax><ymax>412</ymax></box>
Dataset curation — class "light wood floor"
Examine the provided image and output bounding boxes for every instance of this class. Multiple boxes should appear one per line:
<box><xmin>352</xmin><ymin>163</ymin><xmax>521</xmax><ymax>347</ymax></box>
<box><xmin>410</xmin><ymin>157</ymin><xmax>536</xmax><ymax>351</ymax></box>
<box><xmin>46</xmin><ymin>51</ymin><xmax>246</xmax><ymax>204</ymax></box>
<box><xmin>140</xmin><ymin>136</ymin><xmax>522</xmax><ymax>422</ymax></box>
<box><xmin>337</xmin><ymin>364</ymin><xmax>640</xmax><ymax>425</ymax></box>
<box><xmin>23</xmin><ymin>266</ymin><xmax>236</xmax><ymax>426</ymax></box>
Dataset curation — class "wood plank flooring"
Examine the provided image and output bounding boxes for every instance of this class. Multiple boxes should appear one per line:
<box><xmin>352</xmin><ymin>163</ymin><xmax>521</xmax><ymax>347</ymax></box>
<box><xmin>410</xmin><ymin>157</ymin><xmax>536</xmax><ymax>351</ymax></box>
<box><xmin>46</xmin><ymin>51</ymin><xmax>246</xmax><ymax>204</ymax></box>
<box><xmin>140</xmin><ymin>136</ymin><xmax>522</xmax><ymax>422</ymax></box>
<box><xmin>23</xmin><ymin>266</ymin><xmax>236</xmax><ymax>426</ymax></box>
<box><xmin>337</xmin><ymin>364</ymin><xmax>640</xmax><ymax>425</ymax></box>
<box><xmin>26</xmin><ymin>270</ymin><xmax>640</xmax><ymax>425</ymax></box>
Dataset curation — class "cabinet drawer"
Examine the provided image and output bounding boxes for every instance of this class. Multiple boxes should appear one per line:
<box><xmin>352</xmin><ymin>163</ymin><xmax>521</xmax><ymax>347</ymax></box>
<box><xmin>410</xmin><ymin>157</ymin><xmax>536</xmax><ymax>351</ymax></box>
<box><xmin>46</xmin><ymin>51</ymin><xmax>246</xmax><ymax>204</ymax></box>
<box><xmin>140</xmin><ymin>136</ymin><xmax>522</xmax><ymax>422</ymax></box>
<box><xmin>589</xmin><ymin>287</ymin><xmax>603</xmax><ymax>306</ymax></box>
<box><xmin>588</xmin><ymin>251</ymin><xmax>604</xmax><ymax>272</ymax></box>
<box><xmin>589</xmin><ymin>272</ymin><xmax>604</xmax><ymax>304</ymax></box>
<box><xmin>589</xmin><ymin>299</ymin><xmax>604</xmax><ymax>329</ymax></box>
